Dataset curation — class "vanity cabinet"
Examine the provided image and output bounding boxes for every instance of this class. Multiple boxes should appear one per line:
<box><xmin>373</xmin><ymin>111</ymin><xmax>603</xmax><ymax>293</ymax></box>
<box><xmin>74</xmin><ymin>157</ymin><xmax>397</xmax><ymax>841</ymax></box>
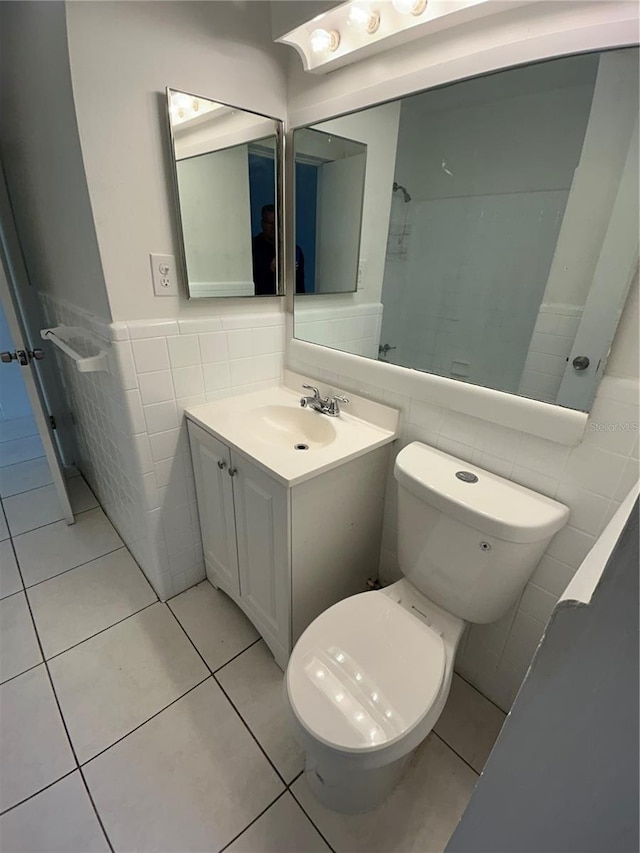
<box><xmin>188</xmin><ymin>423</ymin><xmax>290</xmax><ymax>663</ymax></box>
<box><xmin>187</xmin><ymin>419</ymin><xmax>390</xmax><ymax>670</ymax></box>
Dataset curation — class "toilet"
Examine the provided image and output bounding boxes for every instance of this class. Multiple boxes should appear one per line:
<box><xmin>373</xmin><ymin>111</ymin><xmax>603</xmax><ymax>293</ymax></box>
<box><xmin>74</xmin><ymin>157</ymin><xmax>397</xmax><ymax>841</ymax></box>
<box><xmin>285</xmin><ymin>441</ymin><xmax>569</xmax><ymax>813</ymax></box>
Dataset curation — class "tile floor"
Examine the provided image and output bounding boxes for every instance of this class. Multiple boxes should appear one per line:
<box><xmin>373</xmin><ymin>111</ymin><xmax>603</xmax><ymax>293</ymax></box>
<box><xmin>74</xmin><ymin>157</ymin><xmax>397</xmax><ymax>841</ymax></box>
<box><xmin>0</xmin><ymin>425</ymin><xmax>506</xmax><ymax>852</ymax></box>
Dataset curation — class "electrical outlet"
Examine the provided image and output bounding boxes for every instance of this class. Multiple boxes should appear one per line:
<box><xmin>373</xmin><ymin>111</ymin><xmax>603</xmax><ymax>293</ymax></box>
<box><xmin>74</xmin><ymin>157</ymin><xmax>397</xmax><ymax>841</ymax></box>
<box><xmin>150</xmin><ymin>253</ymin><xmax>177</xmax><ymax>296</ymax></box>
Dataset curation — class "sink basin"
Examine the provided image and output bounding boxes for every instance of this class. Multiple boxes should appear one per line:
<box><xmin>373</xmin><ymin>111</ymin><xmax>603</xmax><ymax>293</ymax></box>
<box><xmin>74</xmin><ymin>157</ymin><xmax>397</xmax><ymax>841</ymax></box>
<box><xmin>185</xmin><ymin>382</ymin><xmax>399</xmax><ymax>486</ymax></box>
<box><xmin>241</xmin><ymin>405</ymin><xmax>337</xmax><ymax>450</ymax></box>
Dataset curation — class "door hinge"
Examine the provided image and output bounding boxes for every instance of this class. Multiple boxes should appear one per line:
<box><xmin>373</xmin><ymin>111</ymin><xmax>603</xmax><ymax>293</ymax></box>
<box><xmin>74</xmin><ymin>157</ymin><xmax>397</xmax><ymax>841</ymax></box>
<box><xmin>49</xmin><ymin>415</ymin><xmax>57</xmax><ymax>430</ymax></box>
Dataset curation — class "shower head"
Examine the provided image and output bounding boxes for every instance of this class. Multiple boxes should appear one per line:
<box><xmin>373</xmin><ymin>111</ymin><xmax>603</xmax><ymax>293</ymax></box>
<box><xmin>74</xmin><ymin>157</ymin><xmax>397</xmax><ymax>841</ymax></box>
<box><xmin>393</xmin><ymin>182</ymin><xmax>411</xmax><ymax>203</ymax></box>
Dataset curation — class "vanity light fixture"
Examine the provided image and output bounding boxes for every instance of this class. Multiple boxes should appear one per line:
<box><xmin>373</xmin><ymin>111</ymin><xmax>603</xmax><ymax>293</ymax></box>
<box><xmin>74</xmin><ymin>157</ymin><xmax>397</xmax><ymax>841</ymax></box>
<box><xmin>391</xmin><ymin>0</ymin><xmax>427</xmax><ymax>15</ymax></box>
<box><xmin>170</xmin><ymin>91</ymin><xmax>200</xmax><ymax>121</ymax></box>
<box><xmin>309</xmin><ymin>27</ymin><xmax>341</xmax><ymax>54</ymax></box>
<box><xmin>168</xmin><ymin>90</ymin><xmax>226</xmax><ymax>127</ymax></box>
<box><xmin>348</xmin><ymin>2</ymin><xmax>380</xmax><ymax>34</ymax></box>
<box><xmin>277</xmin><ymin>0</ymin><xmax>500</xmax><ymax>75</ymax></box>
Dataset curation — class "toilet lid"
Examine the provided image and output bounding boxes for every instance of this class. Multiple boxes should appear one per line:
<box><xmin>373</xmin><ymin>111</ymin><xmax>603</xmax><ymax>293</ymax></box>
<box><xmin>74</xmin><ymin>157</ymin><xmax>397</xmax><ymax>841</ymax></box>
<box><xmin>287</xmin><ymin>592</ymin><xmax>445</xmax><ymax>752</ymax></box>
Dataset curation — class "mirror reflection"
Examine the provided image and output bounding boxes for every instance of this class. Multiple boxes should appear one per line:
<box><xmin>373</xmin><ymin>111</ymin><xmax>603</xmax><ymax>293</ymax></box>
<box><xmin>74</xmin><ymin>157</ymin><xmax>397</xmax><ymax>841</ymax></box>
<box><xmin>294</xmin><ymin>128</ymin><xmax>367</xmax><ymax>294</ymax></box>
<box><xmin>293</xmin><ymin>49</ymin><xmax>639</xmax><ymax>411</ymax></box>
<box><xmin>167</xmin><ymin>89</ymin><xmax>283</xmax><ymax>298</ymax></box>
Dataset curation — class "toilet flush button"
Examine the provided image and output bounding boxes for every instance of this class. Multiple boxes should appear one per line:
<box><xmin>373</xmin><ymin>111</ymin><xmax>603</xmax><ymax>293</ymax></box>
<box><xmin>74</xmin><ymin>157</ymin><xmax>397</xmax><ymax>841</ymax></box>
<box><xmin>456</xmin><ymin>471</ymin><xmax>478</xmax><ymax>483</ymax></box>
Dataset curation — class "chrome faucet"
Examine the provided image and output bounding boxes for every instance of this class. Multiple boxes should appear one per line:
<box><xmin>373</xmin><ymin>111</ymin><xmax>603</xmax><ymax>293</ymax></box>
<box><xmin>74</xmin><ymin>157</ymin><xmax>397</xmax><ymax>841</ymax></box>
<box><xmin>300</xmin><ymin>385</ymin><xmax>349</xmax><ymax>417</ymax></box>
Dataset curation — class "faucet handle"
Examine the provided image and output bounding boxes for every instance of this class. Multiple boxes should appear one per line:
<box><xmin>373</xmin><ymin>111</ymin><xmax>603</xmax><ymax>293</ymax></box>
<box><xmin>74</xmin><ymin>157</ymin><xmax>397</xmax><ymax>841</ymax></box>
<box><xmin>327</xmin><ymin>394</ymin><xmax>349</xmax><ymax>416</ymax></box>
<box><xmin>302</xmin><ymin>384</ymin><xmax>322</xmax><ymax>401</ymax></box>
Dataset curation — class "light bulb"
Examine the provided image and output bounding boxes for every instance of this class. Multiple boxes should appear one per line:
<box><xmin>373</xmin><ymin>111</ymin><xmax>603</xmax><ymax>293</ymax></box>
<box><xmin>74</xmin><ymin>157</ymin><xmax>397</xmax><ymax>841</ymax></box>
<box><xmin>348</xmin><ymin>2</ymin><xmax>380</xmax><ymax>33</ymax></box>
<box><xmin>309</xmin><ymin>28</ymin><xmax>340</xmax><ymax>54</ymax></box>
<box><xmin>173</xmin><ymin>92</ymin><xmax>191</xmax><ymax>110</ymax></box>
<box><xmin>391</xmin><ymin>0</ymin><xmax>427</xmax><ymax>15</ymax></box>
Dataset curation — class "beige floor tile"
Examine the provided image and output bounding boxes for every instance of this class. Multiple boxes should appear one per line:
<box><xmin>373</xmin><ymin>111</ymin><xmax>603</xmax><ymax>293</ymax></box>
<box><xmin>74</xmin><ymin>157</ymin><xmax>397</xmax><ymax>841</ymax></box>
<box><xmin>0</xmin><ymin>456</ymin><xmax>53</xmax><ymax>498</ymax></box>
<box><xmin>0</xmin><ymin>539</ymin><xmax>22</xmax><ymax>599</ymax></box>
<box><xmin>14</xmin><ymin>508</ymin><xmax>123</xmax><ymax>587</ymax></box>
<box><xmin>49</xmin><ymin>602</ymin><xmax>208</xmax><ymax>762</ymax></box>
<box><xmin>4</xmin><ymin>478</ymin><xmax>99</xmax><ymax>537</ymax></box>
<box><xmin>217</xmin><ymin>640</ymin><xmax>304</xmax><ymax>782</ymax></box>
<box><xmin>28</xmin><ymin>547</ymin><xmax>157</xmax><ymax>659</ymax></box>
<box><xmin>226</xmin><ymin>792</ymin><xmax>330</xmax><ymax>853</ymax></box>
<box><xmin>0</xmin><ymin>771</ymin><xmax>109</xmax><ymax>852</ymax></box>
<box><xmin>67</xmin><ymin>476</ymin><xmax>99</xmax><ymax>513</ymax></box>
<box><xmin>168</xmin><ymin>580</ymin><xmax>259</xmax><ymax>671</ymax></box>
<box><xmin>4</xmin><ymin>483</ymin><xmax>68</xmax><ymax>536</ymax></box>
<box><xmin>83</xmin><ymin>679</ymin><xmax>283</xmax><ymax>852</ymax></box>
<box><xmin>434</xmin><ymin>674</ymin><xmax>505</xmax><ymax>773</ymax></box>
<box><xmin>0</xmin><ymin>591</ymin><xmax>42</xmax><ymax>683</ymax></box>
<box><xmin>0</xmin><ymin>665</ymin><xmax>75</xmax><ymax>812</ymax></box>
<box><xmin>292</xmin><ymin>734</ymin><xmax>477</xmax><ymax>853</ymax></box>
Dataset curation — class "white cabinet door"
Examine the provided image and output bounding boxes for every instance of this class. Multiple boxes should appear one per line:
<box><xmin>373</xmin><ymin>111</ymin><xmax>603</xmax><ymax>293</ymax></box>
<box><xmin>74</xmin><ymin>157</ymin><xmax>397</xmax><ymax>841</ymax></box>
<box><xmin>232</xmin><ymin>453</ymin><xmax>290</xmax><ymax>659</ymax></box>
<box><xmin>188</xmin><ymin>422</ymin><xmax>240</xmax><ymax>597</ymax></box>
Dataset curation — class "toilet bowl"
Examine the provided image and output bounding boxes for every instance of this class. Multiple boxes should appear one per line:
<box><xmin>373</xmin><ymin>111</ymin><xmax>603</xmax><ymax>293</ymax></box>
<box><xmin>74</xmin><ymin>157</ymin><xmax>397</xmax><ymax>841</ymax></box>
<box><xmin>286</xmin><ymin>578</ymin><xmax>464</xmax><ymax>813</ymax></box>
<box><xmin>285</xmin><ymin>441</ymin><xmax>569</xmax><ymax>813</ymax></box>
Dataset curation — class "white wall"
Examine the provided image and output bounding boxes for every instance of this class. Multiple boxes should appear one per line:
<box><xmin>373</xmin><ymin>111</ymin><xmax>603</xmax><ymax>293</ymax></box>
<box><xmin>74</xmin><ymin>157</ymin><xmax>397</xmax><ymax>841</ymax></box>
<box><xmin>65</xmin><ymin>0</ymin><xmax>289</xmax><ymax>321</ymax></box>
<box><xmin>0</xmin><ymin>1</ymin><xmax>110</xmax><ymax>320</ymax></box>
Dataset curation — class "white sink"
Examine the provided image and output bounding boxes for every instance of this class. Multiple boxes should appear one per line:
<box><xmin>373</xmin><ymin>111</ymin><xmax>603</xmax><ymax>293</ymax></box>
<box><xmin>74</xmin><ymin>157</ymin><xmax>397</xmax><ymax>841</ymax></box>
<box><xmin>185</xmin><ymin>378</ymin><xmax>399</xmax><ymax>486</ymax></box>
<box><xmin>236</xmin><ymin>404</ymin><xmax>337</xmax><ymax>450</ymax></box>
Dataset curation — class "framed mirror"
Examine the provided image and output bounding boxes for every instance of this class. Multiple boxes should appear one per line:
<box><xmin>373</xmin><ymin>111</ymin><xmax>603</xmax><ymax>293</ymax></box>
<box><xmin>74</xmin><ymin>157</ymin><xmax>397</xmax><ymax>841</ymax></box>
<box><xmin>292</xmin><ymin>49</ymin><xmax>639</xmax><ymax>412</ymax></box>
<box><xmin>166</xmin><ymin>88</ymin><xmax>284</xmax><ymax>298</ymax></box>
<box><xmin>294</xmin><ymin>128</ymin><xmax>367</xmax><ymax>294</ymax></box>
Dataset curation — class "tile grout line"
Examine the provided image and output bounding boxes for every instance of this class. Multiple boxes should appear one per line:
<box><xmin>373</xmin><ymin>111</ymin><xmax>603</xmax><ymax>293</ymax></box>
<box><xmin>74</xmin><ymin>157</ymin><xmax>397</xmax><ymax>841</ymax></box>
<box><xmin>432</xmin><ymin>731</ymin><xmax>481</xmax><ymax>778</ymax></box>
<box><xmin>280</xmin><ymin>768</ymin><xmax>340</xmax><ymax>852</ymax></box>
<box><xmin>217</xmin><ymin>788</ymin><xmax>290</xmax><ymax>853</ymax></box>
<box><xmin>0</xmin><ymin>477</ymin><xmax>67</xmax><ymax>500</ymax></box>
<box><xmin>0</xmin><ymin>660</ymin><xmax>43</xmax><ymax>689</ymax></box>
<box><xmin>0</xmin><ymin>770</ymin><xmax>77</xmax><ymax>819</ymax></box>
<box><xmin>8</xmin><ymin>503</ymin><xmax>102</xmax><ymax>541</ymax></box>
<box><xmin>212</xmin><ymin>636</ymin><xmax>262</xmax><ymax>675</ymax></box>
<box><xmin>0</xmin><ymin>429</ymin><xmax>40</xmax><ymax>446</ymax></box>
<box><xmin>4</xmin><ymin>528</ymin><xmax>116</xmax><ymax>852</ymax></box>
<box><xmin>0</xmin><ymin>452</ymin><xmax>46</xmax><ymax>470</ymax></box>
<box><xmin>166</xmin><ymin>602</ymin><xmax>289</xmax><ymax>788</ymax></box>
<box><xmin>288</xmin><ymin>786</ymin><xmax>338</xmax><ymax>853</ymax></box>
<box><xmin>455</xmin><ymin>671</ymin><xmax>509</xmax><ymax>717</ymax></box>
<box><xmin>21</xmin><ymin>545</ymin><xmax>127</xmax><ymax>592</ymax></box>
<box><xmin>212</xmin><ymin>674</ymin><xmax>288</xmax><ymax>788</ymax></box>
<box><xmin>40</xmin><ymin>599</ymin><xmax>159</xmax><ymax>665</ymax></box>
<box><xmin>79</xmin><ymin>674</ymin><xmax>212</xmax><ymax>768</ymax></box>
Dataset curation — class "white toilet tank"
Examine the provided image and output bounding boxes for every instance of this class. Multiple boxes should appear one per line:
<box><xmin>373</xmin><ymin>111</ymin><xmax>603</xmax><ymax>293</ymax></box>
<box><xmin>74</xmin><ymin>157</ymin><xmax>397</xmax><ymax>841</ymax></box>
<box><xmin>394</xmin><ymin>442</ymin><xmax>570</xmax><ymax>624</ymax></box>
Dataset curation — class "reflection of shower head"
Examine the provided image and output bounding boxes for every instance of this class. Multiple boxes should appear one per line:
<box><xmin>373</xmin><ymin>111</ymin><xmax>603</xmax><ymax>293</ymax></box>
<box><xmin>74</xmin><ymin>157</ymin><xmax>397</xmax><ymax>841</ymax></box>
<box><xmin>393</xmin><ymin>182</ymin><xmax>411</xmax><ymax>203</ymax></box>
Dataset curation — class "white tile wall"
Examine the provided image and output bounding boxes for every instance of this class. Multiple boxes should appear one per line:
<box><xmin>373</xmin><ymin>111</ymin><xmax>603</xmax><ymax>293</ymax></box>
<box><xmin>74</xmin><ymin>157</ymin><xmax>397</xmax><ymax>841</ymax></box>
<box><xmin>519</xmin><ymin>303</ymin><xmax>583</xmax><ymax>403</ymax></box>
<box><xmin>294</xmin><ymin>302</ymin><xmax>383</xmax><ymax>359</ymax></box>
<box><xmin>40</xmin><ymin>293</ymin><xmax>286</xmax><ymax>601</ymax></box>
<box><xmin>39</xmin><ymin>291</ymin><xmax>638</xmax><ymax>712</ymax></box>
<box><xmin>288</xmin><ymin>348</ymin><xmax>639</xmax><ymax>711</ymax></box>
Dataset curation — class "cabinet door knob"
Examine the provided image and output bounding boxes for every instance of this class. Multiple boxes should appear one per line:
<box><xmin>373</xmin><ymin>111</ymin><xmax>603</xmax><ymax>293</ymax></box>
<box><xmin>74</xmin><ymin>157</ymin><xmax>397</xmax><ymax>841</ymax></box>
<box><xmin>217</xmin><ymin>460</ymin><xmax>226</xmax><ymax>470</ymax></box>
<box><xmin>228</xmin><ymin>467</ymin><xmax>237</xmax><ymax>477</ymax></box>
